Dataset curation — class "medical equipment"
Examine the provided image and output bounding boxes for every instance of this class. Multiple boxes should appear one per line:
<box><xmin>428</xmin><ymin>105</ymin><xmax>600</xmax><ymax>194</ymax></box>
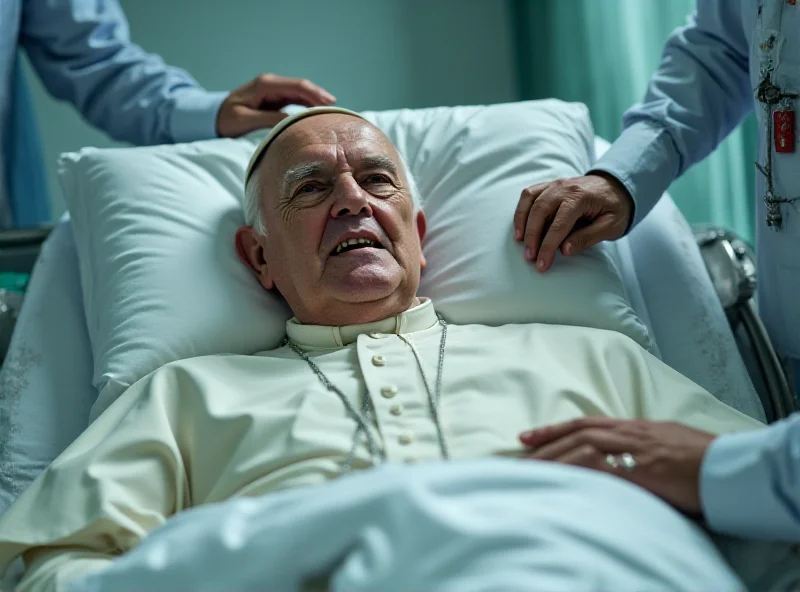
<box><xmin>694</xmin><ymin>226</ymin><xmax>797</xmax><ymax>421</ymax></box>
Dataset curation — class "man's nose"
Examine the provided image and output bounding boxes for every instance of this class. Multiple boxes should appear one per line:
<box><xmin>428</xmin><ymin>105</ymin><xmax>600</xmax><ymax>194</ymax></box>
<box><xmin>331</xmin><ymin>177</ymin><xmax>373</xmax><ymax>218</ymax></box>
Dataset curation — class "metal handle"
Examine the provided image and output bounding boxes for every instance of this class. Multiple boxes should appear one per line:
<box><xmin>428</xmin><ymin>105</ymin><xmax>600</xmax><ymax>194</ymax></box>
<box><xmin>740</xmin><ymin>299</ymin><xmax>796</xmax><ymax>419</ymax></box>
<box><xmin>693</xmin><ymin>225</ymin><xmax>794</xmax><ymax>421</ymax></box>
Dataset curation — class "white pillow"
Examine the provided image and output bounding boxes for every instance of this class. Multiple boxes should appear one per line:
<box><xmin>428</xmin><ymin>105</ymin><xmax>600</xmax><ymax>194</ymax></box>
<box><xmin>59</xmin><ymin>100</ymin><xmax>652</xmax><ymax>419</ymax></box>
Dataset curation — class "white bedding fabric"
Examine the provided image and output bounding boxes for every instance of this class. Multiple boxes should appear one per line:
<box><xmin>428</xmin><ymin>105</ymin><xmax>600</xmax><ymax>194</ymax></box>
<box><xmin>0</xmin><ymin>216</ymin><xmax>95</xmax><ymax>515</ymax></box>
<box><xmin>66</xmin><ymin>459</ymin><xmax>745</xmax><ymax>592</ymax></box>
<box><xmin>622</xmin><ymin>195</ymin><xmax>763</xmax><ymax>419</ymax></box>
<box><xmin>595</xmin><ymin>138</ymin><xmax>762</xmax><ymax>421</ymax></box>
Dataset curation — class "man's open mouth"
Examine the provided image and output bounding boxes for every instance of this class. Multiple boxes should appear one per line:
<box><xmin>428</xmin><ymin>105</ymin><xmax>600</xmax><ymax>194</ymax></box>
<box><xmin>331</xmin><ymin>238</ymin><xmax>386</xmax><ymax>256</ymax></box>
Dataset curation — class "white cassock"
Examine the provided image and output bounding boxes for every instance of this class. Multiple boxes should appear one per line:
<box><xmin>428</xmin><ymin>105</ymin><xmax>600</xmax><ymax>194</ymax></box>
<box><xmin>0</xmin><ymin>299</ymin><xmax>763</xmax><ymax>591</ymax></box>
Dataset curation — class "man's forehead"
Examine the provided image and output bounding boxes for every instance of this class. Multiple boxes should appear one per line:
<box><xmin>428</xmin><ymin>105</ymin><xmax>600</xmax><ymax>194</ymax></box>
<box><xmin>266</xmin><ymin>114</ymin><xmax>397</xmax><ymax>170</ymax></box>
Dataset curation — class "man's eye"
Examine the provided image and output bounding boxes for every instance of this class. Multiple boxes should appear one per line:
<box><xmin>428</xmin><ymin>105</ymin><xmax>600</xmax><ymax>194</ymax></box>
<box><xmin>296</xmin><ymin>183</ymin><xmax>319</xmax><ymax>195</ymax></box>
<box><xmin>365</xmin><ymin>174</ymin><xmax>391</xmax><ymax>184</ymax></box>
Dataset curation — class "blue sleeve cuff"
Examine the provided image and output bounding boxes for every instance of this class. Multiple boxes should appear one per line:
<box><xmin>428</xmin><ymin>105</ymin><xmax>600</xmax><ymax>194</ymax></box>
<box><xmin>591</xmin><ymin>121</ymin><xmax>682</xmax><ymax>229</ymax></box>
<box><xmin>169</xmin><ymin>89</ymin><xmax>228</xmax><ymax>143</ymax></box>
<box><xmin>700</xmin><ymin>422</ymin><xmax>800</xmax><ymax>541</ymax></box>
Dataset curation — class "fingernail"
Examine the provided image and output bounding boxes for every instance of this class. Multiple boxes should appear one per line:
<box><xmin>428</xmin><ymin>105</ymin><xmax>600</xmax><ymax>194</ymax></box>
<box><xmin>515</xmin><ymin>229</ymin><xmax>522</xmax><ymax>241</ymax></box>
<box><xmin>537</xmin><ymin>259</ymin><xmax>546</xmax><ymax>271</ymax></box>
<box><xmin>525</xmin><ymin>247</ymin><xmax>534</xmax><ymax>261</ymax></box>
<box><xmin>564</xmin><ymin>242</ymin><xmax>573</xmax><ymax>255</ymax></box>
<box><xmin>520</xmin><ymin>431</ymin><xmax>534</xmax><ymax>441</ymax></box>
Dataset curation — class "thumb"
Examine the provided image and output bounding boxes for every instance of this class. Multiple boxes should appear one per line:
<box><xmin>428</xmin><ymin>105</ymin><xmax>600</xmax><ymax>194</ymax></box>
<box><xmin>560</xmin><ymin>213</ymin><xmax>618</xmax><ymax>256</ymax></box>
<box><xmin>223</xmin><ymin>107</ymin><xmax>288</xmax><ymax>137</ymax></box>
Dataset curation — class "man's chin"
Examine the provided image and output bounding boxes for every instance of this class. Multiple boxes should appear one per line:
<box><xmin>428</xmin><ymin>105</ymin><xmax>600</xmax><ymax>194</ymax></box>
<box><xmin>324</xmin><ymin>259</ymin><xmax>402</xmax><ymax>294</ymax></box>
<box><xmin>324</xmin><ymin>266</ymin><xmax>408</xmax><ymax>300</ymax></box>
<box><xmin>328</xmin><ymin>278</ymin><xmax>401</xmax><ymax>304</ymax></box>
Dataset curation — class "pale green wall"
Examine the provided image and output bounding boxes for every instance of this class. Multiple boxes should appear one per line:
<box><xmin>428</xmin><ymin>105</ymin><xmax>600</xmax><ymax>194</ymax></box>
<box><xmin>24</xmin><ymin>0</ymin><xmax>519</xmax><ymax>217</ymax></box>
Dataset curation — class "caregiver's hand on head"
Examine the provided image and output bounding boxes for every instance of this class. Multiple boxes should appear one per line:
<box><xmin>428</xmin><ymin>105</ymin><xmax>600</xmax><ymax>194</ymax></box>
<box><xmin>519</xmin><ymin>418</ymin><xmax>717</xmax><ymax>515</ymax></box>
<box><xmin>513</xmin><ymin>172</ymin><xmax>634</xmax><ymax>272</ymax></box>
<box><xmin>217</xmin><ymin>74</ymin><xmax>336</xmax><ymax>138</ymax></box>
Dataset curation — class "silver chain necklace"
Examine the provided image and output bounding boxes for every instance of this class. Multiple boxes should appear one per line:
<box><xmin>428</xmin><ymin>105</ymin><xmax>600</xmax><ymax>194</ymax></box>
<box><xmin>284</xmin><ymin>313</ymin><xmax>450</xmax><ymax>473</ymax></box>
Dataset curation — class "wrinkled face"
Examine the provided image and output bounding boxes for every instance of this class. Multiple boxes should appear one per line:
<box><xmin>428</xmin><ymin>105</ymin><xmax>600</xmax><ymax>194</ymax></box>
<box><xmin>236</xmin><ymin>114</ymin><xmax>426</xmax><ymax>326</ymax></box>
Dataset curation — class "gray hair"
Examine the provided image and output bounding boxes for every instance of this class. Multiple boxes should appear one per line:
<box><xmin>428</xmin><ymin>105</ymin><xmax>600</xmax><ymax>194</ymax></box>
<box><xmin>243</xmin><ymin>154</ymin><xmax>421</xmax><ymax>236</ymax></box>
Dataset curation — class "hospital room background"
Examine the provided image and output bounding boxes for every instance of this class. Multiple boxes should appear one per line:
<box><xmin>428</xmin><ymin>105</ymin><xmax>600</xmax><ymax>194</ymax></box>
<box><xmin>20</xmin><ymin>0</ymin><xmax>756</xmax><ymax>242</ymax></box>
<box><xmin>3</xmin><ymin>0</ymin><xmax>800</xmax><ymax>588</ymax></box>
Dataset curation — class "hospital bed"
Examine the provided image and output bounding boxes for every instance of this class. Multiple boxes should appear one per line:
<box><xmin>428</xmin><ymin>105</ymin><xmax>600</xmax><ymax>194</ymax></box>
<box><xmin>0</xmin><ymin>169</ymin><xmax>793</xmax><ymax>423</ymax></box>
<box><xmin>0</xmin><ymin>111</ymin><xmax>797</xmax><ymax>589</ymax></box>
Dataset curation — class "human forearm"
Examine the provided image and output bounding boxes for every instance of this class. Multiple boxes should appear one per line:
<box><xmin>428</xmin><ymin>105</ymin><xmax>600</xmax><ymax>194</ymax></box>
<box><xmin>701</xmin><ymin>414</ymin><xmax>800</xmax><ymax>541</ymax></box>
<box><xmin>594</xmin><ymin>1</ymin><xmax>753</xmax><ymax>227</ymax></box>
<box><xmin>20</xmin><ymin>0</ymin><xmax>225</xmax><ymax>144</ymax></box>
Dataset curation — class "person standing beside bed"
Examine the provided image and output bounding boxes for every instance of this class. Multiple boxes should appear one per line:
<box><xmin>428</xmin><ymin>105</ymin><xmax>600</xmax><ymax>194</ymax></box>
<box><xmin>1</xmin><ymin>0</ymin><xmax>336</xmax><ymax>227</ymax></box>
<box><xmin>511</xmin><ymin>0</ymin><xmax>800</xmax><ymax>545</ymax></box>
<box><xmin>0</xmin><ymin>107</ymin><xmax>766</xmax><ymax>591</ymax></box>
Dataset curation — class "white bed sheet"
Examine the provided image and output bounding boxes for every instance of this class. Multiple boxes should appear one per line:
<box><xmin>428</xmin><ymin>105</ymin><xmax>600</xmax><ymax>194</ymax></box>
<box><xmin>67</xmin><ymin>459</ymin><xmax>745</xmax><ymax>592</ymax></box>
<box><xmin>595</xmin><ymin>137</ymin><xmax>763</xmax><ymax>421</ymax></box>
<box><xmin>611</xmin><ymin>197</ymin><xmax>762</xmax><ymax>419</ymax></box>
<box><xmin>0</xmin><ymin>216</ymin><xmax>95</xmax><ymax>515</ymax></box>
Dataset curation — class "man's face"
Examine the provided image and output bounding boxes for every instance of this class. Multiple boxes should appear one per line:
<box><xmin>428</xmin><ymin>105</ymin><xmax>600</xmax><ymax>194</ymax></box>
<box><xmin>236</xmin><ymin>114</ymin><xmax>426</xmax><ymax>326</ymax></box>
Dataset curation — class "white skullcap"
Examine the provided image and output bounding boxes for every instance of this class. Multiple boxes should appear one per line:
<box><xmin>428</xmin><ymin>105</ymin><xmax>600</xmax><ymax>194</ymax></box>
<box><xmin>244</xmin><ymin>106</ymin><xmax>367</xmax><ymax>187</ymax></box>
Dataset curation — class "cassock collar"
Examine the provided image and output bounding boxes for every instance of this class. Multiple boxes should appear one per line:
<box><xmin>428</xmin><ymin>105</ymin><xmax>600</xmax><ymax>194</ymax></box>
<box><xmin>285</xmin><ymin>298</ymin><xmax>438</xmax><ymax>349</ymax></box>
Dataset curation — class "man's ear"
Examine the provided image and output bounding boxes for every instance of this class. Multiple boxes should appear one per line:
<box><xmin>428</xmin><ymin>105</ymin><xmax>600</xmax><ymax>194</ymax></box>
<box><xmin>234</xmin><ymin>226</ymin><xmax>275</xmax><ymax>290</ymax></box>
<box><xmin>416</xmin><ymin>210</ymin><xmax>427</xmax><ymax>270</ymax></box>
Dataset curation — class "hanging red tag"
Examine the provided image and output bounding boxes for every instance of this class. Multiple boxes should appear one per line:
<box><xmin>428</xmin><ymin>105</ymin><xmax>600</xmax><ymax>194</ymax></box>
<box><xmin>774</xmin><ymin>109</ymin><xmax>795</xmax><ymax>153</ymax></box>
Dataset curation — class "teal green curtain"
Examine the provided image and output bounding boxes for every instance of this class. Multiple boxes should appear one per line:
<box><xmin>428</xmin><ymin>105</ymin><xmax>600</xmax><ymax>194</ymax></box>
<box><xmin>511</xmin><ymin>0</ymin><xmax>757</xmax><ymax>243</ymax></box>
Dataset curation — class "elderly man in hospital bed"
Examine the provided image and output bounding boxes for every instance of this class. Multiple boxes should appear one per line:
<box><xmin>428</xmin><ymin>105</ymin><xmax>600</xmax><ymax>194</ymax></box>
<box><xmin>0</xmin><ymin>108</ymin><xmax>766</xmax><ymax>591</ymax></box>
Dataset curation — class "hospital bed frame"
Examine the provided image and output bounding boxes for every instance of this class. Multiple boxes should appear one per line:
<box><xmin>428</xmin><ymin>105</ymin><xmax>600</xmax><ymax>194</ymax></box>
<box><xmin>0</xmin><ymin>224</ymin><xmax>793</xmax><ymax>423</ymax></box>
<box><xmin>693</xmin><ymin>226</ymin><xmax>797</xmax><ymax>422</ymax></box>
<box><xmin>0</xmin><ymin>226</ymin><xmax>52</xmax><ymax>361</ymax></box>
<box><xmin>0</xmin><ymin>226</ymin><xmax>52</xmax><ymax>274</ymax></box>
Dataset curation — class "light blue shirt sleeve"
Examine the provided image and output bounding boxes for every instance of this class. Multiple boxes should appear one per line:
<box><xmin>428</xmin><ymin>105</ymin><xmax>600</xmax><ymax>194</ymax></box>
<box><xmin>700</xmin><ymin>413</ymin><xmax>800</xmax><ymax>542</ymax></box>
<box><xmin>592</xmin><ymin>0</ymin><xmax>753</xmax><ymax>227</ymax></box>
<box><xmin>18</xmin><ymin>0</ymin><xmax>227</xmax><ymax>145</ymax></box>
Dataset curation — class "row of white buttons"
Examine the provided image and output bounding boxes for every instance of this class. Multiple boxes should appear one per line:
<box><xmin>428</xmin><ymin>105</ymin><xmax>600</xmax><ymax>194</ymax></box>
<box><xmin>368</xmin><ymin>350</ymin><xmax>410</xmax><ymax>445</ymax></box>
